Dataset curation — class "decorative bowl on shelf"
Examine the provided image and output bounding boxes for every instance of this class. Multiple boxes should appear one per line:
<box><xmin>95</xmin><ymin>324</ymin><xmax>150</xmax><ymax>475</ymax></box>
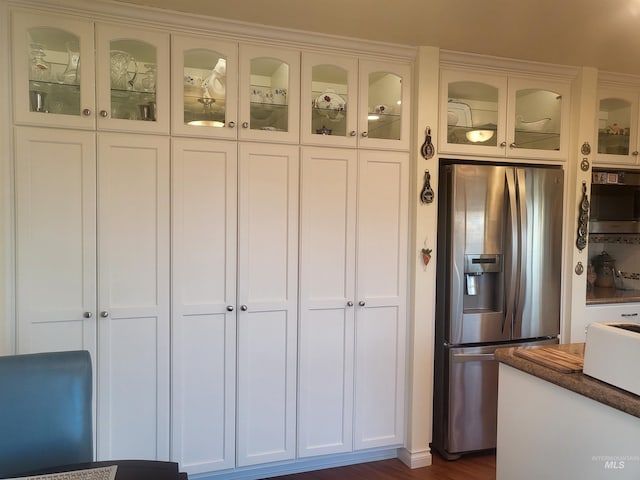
<box><xmin>465</xmin><ymin>129</ymin><xmax>494</xmax><ymax>143</ymax></box>
<box><xmin>314</xmin><ymin>88</ymin><xmax>346</xmax><ymax>121</ymax></box>
<box><xmin>516</xmin><ymin>115</ymin><xmax>550</xmax><ymax>132</ymax></box>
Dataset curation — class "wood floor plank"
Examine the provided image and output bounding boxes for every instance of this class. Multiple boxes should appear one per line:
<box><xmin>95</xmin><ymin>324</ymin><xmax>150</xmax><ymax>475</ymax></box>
<box><xmin>272</xmin><ymin>452</ymin><xmax>496</xmax><ymax>480</ymax></box>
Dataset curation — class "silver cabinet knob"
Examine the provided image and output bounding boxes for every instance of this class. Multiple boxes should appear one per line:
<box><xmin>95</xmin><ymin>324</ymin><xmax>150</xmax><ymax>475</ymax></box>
<box><xmin>500</xmin><ymin>141</ymin><xmax>507</xmax><ymax>147</ymax></box>
<box><xmin>100</xmin><ymin>311</ymin><xmax>109</xmax><ymax>318</ymax></box>
<box><xmin>242</xmin><ymin>122</ymin><xmax>249</xmax><ymax>129</ymax></box>
<box><xmin>82</xmin><ymin>109</ymin><xmax>91</xmax><ymax>117</ymax></box>
<box><xmin>509</xmin><ymin>142</ymin><xmax>517</xmax><ymax>149</ymax></box>
<box><xmin>228</xmin><ymin>121</ymin><xmax>236</xmax><ymax>128</ymax></box>
<box><xmin>633</xmin><ymin>151</ymin><xmax>639</xmax><ymax>156</ymax></box>
<box><xmin>240</xmin><ymin>305</ymin><xmax>248</xmax><ymax>311</ymax></box>
<box><xmin>99</xmin><ymin>110</ymin><xmax>108</xmax><ymax>118</ymax></box>
<box><xmin>349</xmin><ymin>131</ymin><xmax>357</xmax><ymax>137</ymax></box>
<box><xmin>83</xmin><ymin>312</ymin><xmax>93</xmax><ymax>318</ymax></box>
<box><xmin>347</xmin><ymin>301</ymin><xmax>354</xmax><ymax>307</ymax></box>
<box><xmin>226</xmin><ymin>305</ymin><xmax>234</xmax><ymax>312</ymax></box>
<box><xmin>358</xmin><ymin>301</ymin><xmax>366</xmax><ymax>307</ymax></box>
<box><xmin>361</xmin><ymin>131</ymin><xmax>368</xmax><ymax>138</ymax></box>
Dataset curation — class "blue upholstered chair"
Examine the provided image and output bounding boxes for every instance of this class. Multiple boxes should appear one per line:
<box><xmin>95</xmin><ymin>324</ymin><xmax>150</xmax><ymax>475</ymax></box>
<box><xmin>0</xmin><ymin>350</ymin><xmax>93</xmax><ymax>478</ymax></box>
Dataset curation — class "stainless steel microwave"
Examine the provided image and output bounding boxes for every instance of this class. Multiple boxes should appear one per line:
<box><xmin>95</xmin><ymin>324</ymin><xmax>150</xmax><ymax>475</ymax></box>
<box><xmin>589</xmin><ymin>170</ymin><xmax>640</xmax><ymax>234</ymax></box>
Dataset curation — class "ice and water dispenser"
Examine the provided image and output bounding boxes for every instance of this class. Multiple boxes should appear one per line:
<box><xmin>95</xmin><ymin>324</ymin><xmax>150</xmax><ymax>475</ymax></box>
<box><xmin>463</xmin><ymin>254</ymin><xmax>503</xmax><ymax>312</ymax></box>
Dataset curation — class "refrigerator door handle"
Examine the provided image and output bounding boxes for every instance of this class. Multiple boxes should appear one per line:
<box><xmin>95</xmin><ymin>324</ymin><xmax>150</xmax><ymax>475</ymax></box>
<box><xmin>505</xmin><ymin>169</ymin><xmax>518</xmax><ymax>334</ymax></box>
<box><xmin>451</xmin><ymin>353</ymin><xmax>496</xmax><ymax>363</ymax></box>
<box><xmin>515</xmin><ymin>169</ymin><xmax>527</xmax><ymax>335</ymax></box>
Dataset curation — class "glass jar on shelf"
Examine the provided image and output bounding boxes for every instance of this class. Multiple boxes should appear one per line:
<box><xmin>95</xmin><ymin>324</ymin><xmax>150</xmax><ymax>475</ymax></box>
<box><xmin>140</xmin><ymin>64</ymin><xmax>156</xmax><ymax>92</ymax></box>
<box><xmin>58</xmin><ymin>40</ymin><xmax>80</xmax><ymax>85</ymax></box>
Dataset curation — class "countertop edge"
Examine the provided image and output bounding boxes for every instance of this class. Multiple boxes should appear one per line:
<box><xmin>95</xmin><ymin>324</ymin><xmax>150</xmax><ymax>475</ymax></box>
<box><xmin>495</xmin><ymin>344</ymin><xmax>640</xmax><ymax>419</ymax></box>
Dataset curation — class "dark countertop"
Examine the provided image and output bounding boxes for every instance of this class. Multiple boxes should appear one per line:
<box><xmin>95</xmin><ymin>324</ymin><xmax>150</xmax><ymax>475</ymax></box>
<box><xmin>495</xmin><ymin>343</ymin><xmax>640</xmax><ymax>419</ymax></box>
<box><xmin>586</xmin><ymin>287</ymin><xmax>640</xmax><ymax>305</ymax></box>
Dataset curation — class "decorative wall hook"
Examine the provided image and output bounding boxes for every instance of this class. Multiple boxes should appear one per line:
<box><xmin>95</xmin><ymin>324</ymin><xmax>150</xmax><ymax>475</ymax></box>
<box><xmin>420</xmin><ymin>170</ymin><xmax>434</xmax><ymax>204</ymax></box>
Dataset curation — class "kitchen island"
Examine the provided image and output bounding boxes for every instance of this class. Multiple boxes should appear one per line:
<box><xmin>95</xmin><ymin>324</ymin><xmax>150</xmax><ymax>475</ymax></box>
<box><xmin>495</xmin><ymin>344</ymin><xmax>640</xmax><ymax>480</ymax></box>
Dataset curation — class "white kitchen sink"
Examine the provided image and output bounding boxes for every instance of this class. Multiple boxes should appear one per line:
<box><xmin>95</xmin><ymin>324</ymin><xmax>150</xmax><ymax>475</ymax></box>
<box><xmin>583</xmin><ymin>321</ymin><xmax>640</xmax><ymax>396</ymax></box>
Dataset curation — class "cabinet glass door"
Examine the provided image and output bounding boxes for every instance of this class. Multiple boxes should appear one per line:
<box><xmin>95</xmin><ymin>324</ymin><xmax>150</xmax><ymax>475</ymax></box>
<box><xmin>96</xmin><ymin>24</ymin><xmax>169</xmax><ymax>134</ymax></box>
<box><xmin>171</xmin><ymin>35</ymin><xmax>238</xmax><ymax>139</ymax></box>
<box><xmin>239</xmin><ymin>45</ymin><xmax>300</xmax><ymax>143</ymax></box>
<box><xmin>513</xmin><ymin>88</ymin><xmax>562</xmax><ymax>151</ymax></box>
<box><xmin>12</xmin><ymin>12</ymin><xmax>95</xmax><ymax>129</ymax></box>
<box><xmin>446</xmin><ymin>81</ymin><xmax>499</xmax><ymax>147</ymax></box>
<box><xmin>108</xmin><ymin>39</ymin><xmax>157</xmax><ymax>121</ymax></box>
<box><xmin>596</xmin><ymin>92</ymin><xmax>638</xmax><ymax>166</ymax></box>
<box><xmin>311</xmin><ymin>65</ymin><xmax>349</xmax><ymax>137</ymax></box>
<box><xmin>366</xmin><ymin>71</ymin><xmax>402</xmax><ymax>141</ymax></box>
<box><xmin>249</xmin><ymin>57</ymin><xmax>290</xmax><ymax>132</ymax></box>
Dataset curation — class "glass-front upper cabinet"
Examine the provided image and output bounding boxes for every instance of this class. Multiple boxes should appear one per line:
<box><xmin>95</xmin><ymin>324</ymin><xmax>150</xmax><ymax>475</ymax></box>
<box><xmin>96</xmin><ymin>24</ymin><xmax>169</xmax><ymax>134</ymax></box>
<box><xmin>12</xmin><ymin>11</ymin><xmax>96</xmax><ymax>129</ymax></box>
<box><xmin>439</xmin><ymin>69</ymin><xmax>570</xmax><ymax>160</ymax></box>
<box><xmin>238</xmin><ymin>44</ymin><xmax>300</xmax><ymax>143</ymax></box>
<box><xmin>171</xmin><ymin>35</ymin><xmax>238</xmax><ymax>139</ymax></box>
<box><xmin>507</xmin><ymin>77</ymin><xmax>569</xmax><ymax>159</ymax></box>
<box><xmin>595</xmin><ymin>88</ymin><xmax>639</xmax><ymax>166</ymax></box>
<box><xmin>438</xmin><ymin>69</ymin><xmax>507</xmax><ymax>157</ymax></box>
<box><xmin>358</xmin><ymin>60</ymin><xmax>411</xmax><ymax>150</ymax></box>
<box><xmin>301</xmin><ymin>53</ymin><xmax>357</xmax><ymax>147</ymax></box>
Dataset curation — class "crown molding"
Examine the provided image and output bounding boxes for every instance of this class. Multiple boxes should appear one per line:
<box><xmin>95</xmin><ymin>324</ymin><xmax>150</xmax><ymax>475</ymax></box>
<box><xmin>5</xmin><ymin>0</ymin><xmax>417</xmax><ymax>61</ymax></box>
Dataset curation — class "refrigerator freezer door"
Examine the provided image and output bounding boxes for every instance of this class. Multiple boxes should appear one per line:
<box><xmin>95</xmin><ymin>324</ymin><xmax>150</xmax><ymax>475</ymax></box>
<box><xmin>512</xmin><ymin>167</ymin><xmax>563</xmax><ymax>340</ymax></box>
<box><xmin>445</xmin><ymin>338</ymin><xmax>558</xmax><ymax>455</ymax></box>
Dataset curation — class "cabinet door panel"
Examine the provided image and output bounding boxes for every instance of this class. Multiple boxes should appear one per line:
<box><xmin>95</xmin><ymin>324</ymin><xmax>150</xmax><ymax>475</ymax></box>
<box><xmin>96</xmin><ymin>133</ymin><xmax>170</xmax><ymax>461</ymax></box>
<box><xmin>12</xmin><ymin>12</ymin><xmax>96</xmax><ymax>129</ymax></box>
<box><xmin>14</xmin><ymin>127</ymin><xmax>96</xmax><ymax>356</ymax></box>
<box><xmin>171</xmin><ymin>138</ymin><xmax>237</xmax><ymax>474</ymax></box>
<box><xmin>298</xmin><ymin>147</ymin><xmax>357</xmax><ymax>457</ymax></box>
<box><xmin>236</xmin><ymin>143</ymin><xmax>298</xmax><ymax>466</ymax></box>
<box><xmin>354</xmin><ymin>150</ymin><xmax>408</xmax><ymax>450</ymax></box>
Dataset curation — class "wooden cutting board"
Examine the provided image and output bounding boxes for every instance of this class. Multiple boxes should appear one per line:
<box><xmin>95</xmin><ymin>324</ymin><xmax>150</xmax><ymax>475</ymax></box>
<box><xmin>514</xmin><ymin>347</ymin><xmax>584</xmax><ymax>373</ymax></box>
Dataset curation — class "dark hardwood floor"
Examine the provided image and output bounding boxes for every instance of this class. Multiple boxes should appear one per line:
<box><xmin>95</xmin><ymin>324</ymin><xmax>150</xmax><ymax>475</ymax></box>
<box><xmin>271</xmin><ymin>452</ymin><xmax>496</xmax><ymax>480</ymax></box>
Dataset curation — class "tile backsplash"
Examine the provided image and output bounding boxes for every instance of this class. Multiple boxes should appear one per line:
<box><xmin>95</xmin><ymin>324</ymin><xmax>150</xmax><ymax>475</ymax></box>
<box><xmin>588</xmin><ymin>234</ymin><xmax>640</xmax><ymax>290</ymax></box>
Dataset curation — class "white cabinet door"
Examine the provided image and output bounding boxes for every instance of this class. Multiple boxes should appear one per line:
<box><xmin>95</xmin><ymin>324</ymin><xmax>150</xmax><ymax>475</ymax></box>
<box><xmin>298</xmin><ymin>148</ymin><xmax>408</xmax><ymax>457</ymax></box>
<box><xmin>14</xmin><ymin>127</ymin><xmax>97</xmax><ymax>356</ymax></box>
<box><xmin>353</xmin><ymin>150</ymin><xmax>408</xmax><ymax>450</ymax></box>
<box><xmin>236</xmin><ymin>143</ymin><xmax>299</xmax><ymax>466</ymax></box>
<box><xmin>96</xmin><ymin>132</ymin><xmax>170</xmax><ymax>461</ymax></box>
<box><xmin>11</xmin><ymin>11</ymin><xmax>96</xmax><ymax>129</ymax></box>
<box><xmin>171</xmin><ymin>34</ymin><xmax>239</xmax><ymax>139</ymax></box>
<box><xmin>95</xmin><ymin>24</ymin><xmax>170</xmax><ymax>134</ymax></box>
<box><xmin>171</xmin><ymin>138</ymin><xmax>237</xmax><ymax>474</ymax></box>
<box><xmin>298</xmin><ymin>147</ymin><xmax>357</xmax><ymax>457</ymax></box>
<box><xmin>238</xmin><ymin>44</ymin><xmax>300</xmax><ymax>144</ymax></box>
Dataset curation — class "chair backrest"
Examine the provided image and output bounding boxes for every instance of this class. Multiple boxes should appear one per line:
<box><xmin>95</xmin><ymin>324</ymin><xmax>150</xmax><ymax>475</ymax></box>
<box><xmin>0</xmin><ymin>350</ymin><xmax>93</xmax><ymax>478</ymax></box>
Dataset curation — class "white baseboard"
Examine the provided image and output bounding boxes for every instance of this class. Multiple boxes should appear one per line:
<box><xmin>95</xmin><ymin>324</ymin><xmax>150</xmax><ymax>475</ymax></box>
<box><xmin>397</xmin><ymin>447</ymin><xmax>432</xmax><ymax>469</ymax></box>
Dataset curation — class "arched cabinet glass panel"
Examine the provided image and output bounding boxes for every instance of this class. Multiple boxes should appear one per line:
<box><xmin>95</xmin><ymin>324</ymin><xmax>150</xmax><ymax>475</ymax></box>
<box><xmin>446</xmin><ymin>81</ymin><xmax>499</xmax><ymax>147</ymax></box>
<box><xmin>182</xmin><ymin>48</ymin><xmax>228</xmax><ymax>128</ymax></box>
<box><xmin>109</xmin><ymin>39</ymin><xmax>157</xmax><ymax>121</ymax></box>
<box><xmin>513</xmin><ymin>88</ymin><xmax>562</xmax><ymax>151</ymax></box>
<box><xmin>249</xmin><ymin>57</ymin><xmax>289</xmax><ymax>132</ymax></box>
<box><xmin>310</xmin><ymin>65</ymin><xmax>348</xmax><ymax>137</ymax></box>
<box><xmin>597</xmin><ymin>97</ymin><xmax>632</xmax><ymax>156</ymax></box>
<box><xmin>367</xmin><ymin>71</ymin><xmax>402</xmax><ymax>141</ymax></box>
<box><xmin>27</xmin><ymin>27</ymin><xmax>81</xmax><ymax>116</ymax></box>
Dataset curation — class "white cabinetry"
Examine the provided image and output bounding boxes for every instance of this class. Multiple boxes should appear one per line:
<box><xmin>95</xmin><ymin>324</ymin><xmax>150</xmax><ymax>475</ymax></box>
<box><xmin>14</xmin><ymin>127</ymin><xmax>171</xmax><ymax>461</ymax></box>
<box><xmin>439</xmin><ymin>68</ymin><xmax>571</xmax><ymax>160</ymax></box>
<box><xmin>12</xmin><ymin>10</ymin><xmax>170</xmax><ymax>134</ymax></box>
<box><xmin>171</xmin><ymin>140</ymin><xmax>299</xmax><ymax>472</ymax></box>
<box><xmin>298</xmin><ymin>147</ymin><xmax>408</xmax><ymax>457</ymax></box>
<box><xmin>301</xmin><ymin>53</ymin><xmax>411</xmax><ymax>150</ymax></box>
<box><xmin>595</xmin><ymin>85</ymin><xmax>640</xmax><ymax>166</ymax></box>
<box><xmin>575</xmin><ymin>302</ymin><xmax>640</xmax><ymax>342</ymax></box>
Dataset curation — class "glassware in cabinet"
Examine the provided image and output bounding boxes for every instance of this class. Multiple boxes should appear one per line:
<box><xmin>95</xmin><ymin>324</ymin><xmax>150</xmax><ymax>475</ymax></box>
<box><xmin>12</xmin><ymin>11</ymin><xmax>96</xmax><ymax>129</ymax></box>
<box><xmin>238</xmin><ymin>44</ymin><xmax>300</xmax><ymax>143</ymax></box>
<box><xmin>96</xmin><ymin>24</ymin><xmax>169</xmax><ymax>134</ymax></box>
<box><xmin>171</xmin><ymin>35</ymin><xmax>238</xmax><ymax>139</ymax></box>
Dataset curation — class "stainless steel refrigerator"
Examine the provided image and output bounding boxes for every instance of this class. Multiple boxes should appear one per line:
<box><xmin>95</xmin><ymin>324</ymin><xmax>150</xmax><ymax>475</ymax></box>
<box><xmin>432</xmin><ymin>163</ymin><xmax>564</xmax><ymax>459</ymax></box>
